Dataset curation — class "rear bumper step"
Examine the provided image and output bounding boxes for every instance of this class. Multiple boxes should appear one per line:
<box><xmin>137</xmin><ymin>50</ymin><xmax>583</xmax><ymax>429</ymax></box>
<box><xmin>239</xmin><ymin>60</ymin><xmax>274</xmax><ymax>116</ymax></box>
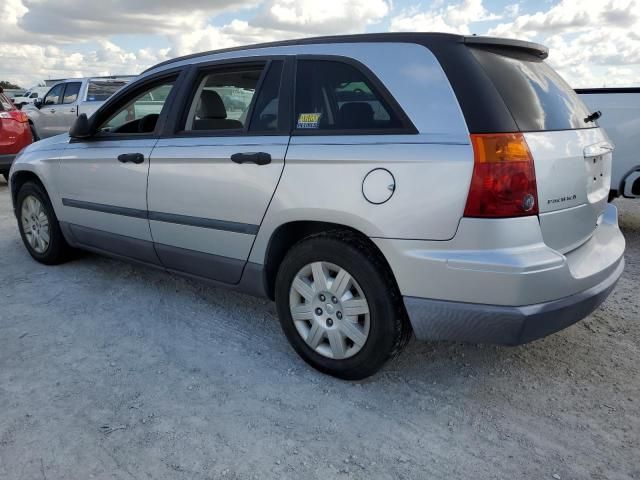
<box><xmin>404</xmin><ymin>258</ymin><xmax>624</xmax><ymax>345</ymax></box>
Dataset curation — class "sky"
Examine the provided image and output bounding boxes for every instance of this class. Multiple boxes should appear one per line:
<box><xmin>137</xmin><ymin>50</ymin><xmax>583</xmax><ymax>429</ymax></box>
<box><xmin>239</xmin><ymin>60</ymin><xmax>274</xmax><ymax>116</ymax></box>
<box><xmin>0</xmin><ymin>0</ymin><xmax>638</xmax><ymax>89</ymax></box>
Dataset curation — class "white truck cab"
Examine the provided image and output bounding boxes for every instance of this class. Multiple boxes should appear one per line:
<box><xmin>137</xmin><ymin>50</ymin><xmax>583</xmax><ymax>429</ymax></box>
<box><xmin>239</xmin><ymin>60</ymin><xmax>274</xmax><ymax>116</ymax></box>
<box><xmin>577</xmin><ymin>88</ymin><xmax>640</xmax><ymax>199</ymax></box>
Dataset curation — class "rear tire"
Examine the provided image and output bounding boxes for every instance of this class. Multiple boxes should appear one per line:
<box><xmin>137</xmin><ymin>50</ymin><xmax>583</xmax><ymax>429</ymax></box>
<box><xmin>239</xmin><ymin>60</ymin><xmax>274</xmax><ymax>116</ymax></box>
<box><xmin>16</xmin><ymin>181</ymin><xmax>72</xmax><ymax>265</ymax></box>
<box><xmin>275</xmin><ymin>232</ymin><xmax>411</xmax><ymax>380</ymax></box>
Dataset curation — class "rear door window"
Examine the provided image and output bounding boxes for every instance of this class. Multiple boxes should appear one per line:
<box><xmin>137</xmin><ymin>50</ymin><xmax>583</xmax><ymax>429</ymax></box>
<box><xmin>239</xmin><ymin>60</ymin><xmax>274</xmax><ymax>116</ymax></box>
<box><xmin>43</xmin><ymin>83</ymin><xmax>64</xmax><ymax>106</ymax></box>
<box><xmin>62</xmin><ymin>82</ymin><xmax>81</xmax><ymax>104</ymax></box>
<box><xmin>294</xmin><ymin>59</ymin><xmax>405</xmax><ymax>132</ymax></box>
<box><xmin>470</xmin><ymin>48</ymin><xmax>593</xmax><ymax>131</ymax></box>
<box><xmin>183</xmin><ymin>63</ymin><xmax>267</xmax><ymax>132</ymax></box>
<box><xmin>87</xmin><ymin>80</ymin><xmax>128</xmax><ymax>102</ymax></box>
<box><xmin>249</xmin><ymin>61</ymin><xmax>284</xmax><ymax>132</ymax></box>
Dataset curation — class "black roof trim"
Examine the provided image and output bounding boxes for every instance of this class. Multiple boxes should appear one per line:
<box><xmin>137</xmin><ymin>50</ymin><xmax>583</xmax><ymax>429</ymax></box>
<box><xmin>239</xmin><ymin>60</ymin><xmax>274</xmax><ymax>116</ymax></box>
<box><xmin>575</xmin><ymin>87</ymin><xmax>640</xmax><ymax>94</ymax></box>
<box><xmin>463</xmin><ymin>36</ymin><xmax>548</xmax><ymax>59</ymax></box>
<box><xmin>143</xmin><ymin>32</ymin><xmax>547</xmax><ymax>73</ymax></box>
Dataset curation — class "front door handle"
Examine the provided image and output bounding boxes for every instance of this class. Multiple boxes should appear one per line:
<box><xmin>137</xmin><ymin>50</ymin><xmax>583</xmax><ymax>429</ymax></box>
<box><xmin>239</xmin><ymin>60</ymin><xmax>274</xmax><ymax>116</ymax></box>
<box><xmin>118</xmin><ymin>153</ymin><xmax>145</xmax><ymax>164</ymax></box>
<box><xmin>231</xmin><ymin>152</ymin><xmax>271</xmax><ymax>166</ymax></box>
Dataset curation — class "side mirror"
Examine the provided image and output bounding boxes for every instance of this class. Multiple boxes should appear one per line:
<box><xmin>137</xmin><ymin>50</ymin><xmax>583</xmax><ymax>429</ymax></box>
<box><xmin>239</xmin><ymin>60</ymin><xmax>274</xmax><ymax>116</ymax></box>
<box><xmin>33</xmin><ymin>98</ymin><xmax>42</xmax><ymax>109</ymax></box>
<box><xmin>69</xmin><ymin>113</ymin><xmax>92</xmax><ymax>139</ymax></box>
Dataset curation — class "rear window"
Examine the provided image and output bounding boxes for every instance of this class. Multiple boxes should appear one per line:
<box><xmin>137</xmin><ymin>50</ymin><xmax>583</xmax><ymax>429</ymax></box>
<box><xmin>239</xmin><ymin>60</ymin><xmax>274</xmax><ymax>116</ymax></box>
<box><xmin>86</xmin><ymin>80</ymin><xmax>128</xmax><ymax>102</ymax></box>
<box><xmin>470</xmin><ymin>48</ymin><xmax>594</xmax><ymax>132</ymax></box>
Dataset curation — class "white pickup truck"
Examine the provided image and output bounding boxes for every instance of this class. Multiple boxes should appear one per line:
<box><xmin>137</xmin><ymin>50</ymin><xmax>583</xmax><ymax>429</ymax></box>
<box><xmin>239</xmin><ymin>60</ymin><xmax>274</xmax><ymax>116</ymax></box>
<box><xmin>577</xmin><ymin>88</ymin><xmax>640</xmax><ymax>199</ymax></box>
<box><xmin>26</xmin><ymin>76</ymin><xmax>135</xmax><ymax>140</ymax></box>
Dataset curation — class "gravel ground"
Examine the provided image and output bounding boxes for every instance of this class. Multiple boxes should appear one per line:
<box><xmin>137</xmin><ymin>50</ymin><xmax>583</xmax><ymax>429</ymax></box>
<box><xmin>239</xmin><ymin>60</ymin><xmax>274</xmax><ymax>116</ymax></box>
<box><xmin>0</xmin><ymin>175</ymin><xmax>638</xmax><ymax>480</ymax></box>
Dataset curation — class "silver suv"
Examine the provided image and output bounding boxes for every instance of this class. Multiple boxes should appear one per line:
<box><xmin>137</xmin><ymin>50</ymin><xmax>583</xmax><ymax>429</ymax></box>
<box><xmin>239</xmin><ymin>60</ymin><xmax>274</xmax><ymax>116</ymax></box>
<box><xmin>8</xmin><ymin>34</ymin><xmax>626</xmax><ymax>379</ymax></box>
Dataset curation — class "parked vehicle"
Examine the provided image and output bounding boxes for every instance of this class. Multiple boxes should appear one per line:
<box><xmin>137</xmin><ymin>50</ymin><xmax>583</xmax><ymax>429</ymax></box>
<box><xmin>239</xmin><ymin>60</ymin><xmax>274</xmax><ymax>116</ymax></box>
<box><xmin>0</xmin><ymin>88</ymin><xmax>32</xmax><ymax>180</ymax></box>
<box><xmin>26</xmin><ymin>76</ymin><xmax>134</xmax><ymax>139</ymax></box>
<box><xmin>577</xmin><ymin>88</ymin><xmax>640</xmax><ymax>198</ymax></box>
<box><xmin>8</xmin><ymin>34</ymin><xmax>625</xmax><ymax>379</ymax></box>
<box><xmin>11</xmin><ymin>87</ymin><xmax>49</xmax><ymax>108</ymax></box>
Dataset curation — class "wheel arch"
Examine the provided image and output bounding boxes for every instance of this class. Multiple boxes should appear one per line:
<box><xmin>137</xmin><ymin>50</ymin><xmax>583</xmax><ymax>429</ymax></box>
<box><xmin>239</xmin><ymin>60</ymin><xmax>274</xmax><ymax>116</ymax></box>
<box><xmin>262</xmin><ymin>220</ymin><xmax>400</xmax><ymax>301</ymax></box>
<box><xmin>10</xmin><ymin>170</ymin><xmax>47</xmax><ymax>212</ymax></box>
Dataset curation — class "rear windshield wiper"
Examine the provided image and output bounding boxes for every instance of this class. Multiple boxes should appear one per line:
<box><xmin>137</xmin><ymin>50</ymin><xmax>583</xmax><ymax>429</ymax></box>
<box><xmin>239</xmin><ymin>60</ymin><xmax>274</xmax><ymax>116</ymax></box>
<box><xmin>584</xmin><ymin>110</ymin><xmax>602</xmax><ymax>123</ymax></box>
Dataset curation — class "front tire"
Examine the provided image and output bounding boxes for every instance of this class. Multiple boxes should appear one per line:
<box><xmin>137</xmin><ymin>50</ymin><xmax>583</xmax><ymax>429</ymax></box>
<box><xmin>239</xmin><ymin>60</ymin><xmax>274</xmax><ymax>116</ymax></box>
<box><xmin>16</xmin><ymin>181</ymin><xmax>72</xmax><ymax>265</ymax></box>
<box><xmin>275</xmin><ymin>233</ymin><xmax>411</xmax><ymax>380</ymax></box>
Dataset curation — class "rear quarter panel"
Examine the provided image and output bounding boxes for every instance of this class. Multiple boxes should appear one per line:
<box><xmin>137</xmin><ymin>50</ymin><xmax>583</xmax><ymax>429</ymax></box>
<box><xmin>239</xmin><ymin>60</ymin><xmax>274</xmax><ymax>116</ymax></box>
<box><xmin>247</xmin><ymin>43</ymin><xmax>473</xmax><ymax>264</ymax></box>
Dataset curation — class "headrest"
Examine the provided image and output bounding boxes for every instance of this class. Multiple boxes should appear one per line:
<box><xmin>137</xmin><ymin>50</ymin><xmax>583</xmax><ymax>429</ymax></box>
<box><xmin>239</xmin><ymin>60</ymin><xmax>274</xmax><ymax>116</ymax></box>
<box><xmin>338</xmin><ymin>102</ymin><xmax>374</xmax><ymax>129</ymax></box>
<box><xmin>198</xmin><ymin>90</ymin><xmax>227</xmax><ymax>119</ymax></box>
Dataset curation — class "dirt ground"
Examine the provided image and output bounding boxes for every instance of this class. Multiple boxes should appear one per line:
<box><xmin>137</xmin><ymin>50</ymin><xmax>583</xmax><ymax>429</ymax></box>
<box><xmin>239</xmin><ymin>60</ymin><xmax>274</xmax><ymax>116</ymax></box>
<box><xmin>0</xmin><ymin>175</ymin><xmax>638</xmax><ymax>480</ymax></box>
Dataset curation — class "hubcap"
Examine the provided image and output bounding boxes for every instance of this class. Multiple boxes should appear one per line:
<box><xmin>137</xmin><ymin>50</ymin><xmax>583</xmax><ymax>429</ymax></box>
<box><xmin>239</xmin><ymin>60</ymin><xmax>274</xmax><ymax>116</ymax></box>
<box><xmin>289</xmin><ymin>261</ymin><xmax>370</xmax><ymax>360</ymax></box>
<box><xmin>21</xmin><ymin>195</ymin><xmax>50</xmax><ymax>254</ymax></box>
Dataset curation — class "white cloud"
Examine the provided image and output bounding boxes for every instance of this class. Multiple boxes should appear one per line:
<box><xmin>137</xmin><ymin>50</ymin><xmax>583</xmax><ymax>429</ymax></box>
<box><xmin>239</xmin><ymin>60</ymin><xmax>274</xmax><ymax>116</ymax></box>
<box><xmin>390</xmin><ymin>0</ymin><xmax>500</xmax><ymax>35</ymax></box>
<box><xmin>169</xmin><ymin>0</ymin><xmax>391</xmax><ymax>60</ymax></box>
<box><xmin>255</xmin><ymin>0</ymin><xmax>390</xmax><ymax>34</ymax></box>
<box><xmin>0</xmin><ymin>41</ymin><xmax>170</xmax><ymax>87</ymax></box>
<box><xmin>15</xmin><ymin>0</ymin><xmax>258</xmax><ymax>40</ymax></box>
<box><xmin>486</xmin><ymin>0</ymin><xmax>640</xmax><ymax>86</ymax></box>
<box><xmin>1</xmin><ymin>0</ymin><xmax>640</xmax><ymax>89</ymax></box>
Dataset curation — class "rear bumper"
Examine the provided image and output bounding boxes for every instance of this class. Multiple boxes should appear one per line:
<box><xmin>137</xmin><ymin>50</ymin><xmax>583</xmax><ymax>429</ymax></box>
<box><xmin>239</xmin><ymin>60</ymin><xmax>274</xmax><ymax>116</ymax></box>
<box><xmin>375</xmin><ymin>203</ymin><xmax>626</xmax><ymax>344</ymax></box>
<box><xmin>0</xmin><ymin>154</ymin><xmax>15</xmax><ymax>171</ymax></box>
<box><xmin>404</xmin><ymin>258</ymin><xmax>623</xmax><ymax>345</ymax></box>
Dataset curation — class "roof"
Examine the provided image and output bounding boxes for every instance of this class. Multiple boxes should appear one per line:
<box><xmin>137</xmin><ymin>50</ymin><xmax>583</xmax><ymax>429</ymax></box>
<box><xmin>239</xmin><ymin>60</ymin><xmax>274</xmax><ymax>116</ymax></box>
<box><xmin>144</xmin><ymin>32</ymin><xmax>548</xmax><ymax>74</ymax></box>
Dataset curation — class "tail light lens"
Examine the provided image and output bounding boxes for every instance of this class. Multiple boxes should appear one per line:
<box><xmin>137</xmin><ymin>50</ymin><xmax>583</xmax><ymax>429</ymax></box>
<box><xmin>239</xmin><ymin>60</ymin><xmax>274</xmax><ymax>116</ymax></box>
<box><xmin>464</xmin><ymin>133</ymin><xmax>539</xmax><ymax>218</ymax></box>
<box><xmin>11</xmin><ymin>110</ymin><xmax>29</xmax><ymax>123</ymax></box>
<box><xmin>0</xmin><ymin>110</ymin><xmax>28</xmax><ymax>122</ymax></box>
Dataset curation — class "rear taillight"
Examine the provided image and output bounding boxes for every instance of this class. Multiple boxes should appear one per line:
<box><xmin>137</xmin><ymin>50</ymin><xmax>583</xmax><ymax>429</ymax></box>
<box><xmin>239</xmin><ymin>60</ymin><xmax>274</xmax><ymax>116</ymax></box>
<box><xmin>11</xmin><ymin>110</ymin><xmax>29</xmax><ymax>123</ymax></box>
<box><xmin>464</xmin><ymin>133</ymin><xmax>539</xmax><ymax>218</ymax></box>
<box><xmin>0</xmin><ymin>110</ymin><xmax>28</xmax><ymax>122</ymax></box>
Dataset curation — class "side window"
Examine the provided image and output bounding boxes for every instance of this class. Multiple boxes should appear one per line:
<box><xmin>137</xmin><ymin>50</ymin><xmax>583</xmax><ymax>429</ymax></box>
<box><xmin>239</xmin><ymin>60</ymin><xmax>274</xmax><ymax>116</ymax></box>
<box><xmin>294</xmin><ymin>60</ymin><xmax>403</xmax><ymax>132</ymax></box>
<box><xmin>184</xmin><ymin>64</ymin><xmax>265</xmax><ymax>132</ymax></box>
<box><xmin>43</xmin><ymin>83</ymin><xmax>64</xmax><ymax>106</ymax></box>
<box><xmin>62</xmin><ymin>82</ymin><xmax>81</xmax><ymax>104</ymax></box>
<box><xmin>30</xmin><ymin>92</ymin><xmax>38</xmax><ymax>98</ymax></box>
<box><xmin>249</xmin><ymin>61</ymin><xmax>283</xmax><ymax>132</ymax></box>
<box><xmin>98</xmin><ymin>79</ymin><xmax>175</xmax><ymax>135</ymax></box>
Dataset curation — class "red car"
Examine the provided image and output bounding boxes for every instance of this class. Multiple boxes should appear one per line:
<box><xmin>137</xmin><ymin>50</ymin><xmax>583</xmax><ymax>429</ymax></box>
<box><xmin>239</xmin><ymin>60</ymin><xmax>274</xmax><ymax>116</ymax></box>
<box><xmin>0</xmin><ymin>87</ymin><xmax>33</xmax><ymax>181</ymax></box>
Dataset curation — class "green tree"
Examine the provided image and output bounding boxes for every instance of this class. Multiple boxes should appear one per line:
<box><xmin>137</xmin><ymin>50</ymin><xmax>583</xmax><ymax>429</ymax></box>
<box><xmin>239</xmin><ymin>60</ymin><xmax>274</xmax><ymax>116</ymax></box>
<box><xmin>0</xmin><ymin>80</ymin><xmax>22</xmax><ymax>89</ymax></box>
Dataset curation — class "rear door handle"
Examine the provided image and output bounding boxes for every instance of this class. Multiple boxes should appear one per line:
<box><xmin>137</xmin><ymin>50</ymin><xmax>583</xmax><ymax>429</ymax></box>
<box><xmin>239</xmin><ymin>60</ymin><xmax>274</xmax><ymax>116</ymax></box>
<box><xmin>231</xmin><ymin>152</ymin><xmax>271</xmax><ymax>165</ymax></box>
<box><xmin>118</xmin><ymin>153</ymin><xmax>145</xmax><ymax>164</ymax></box>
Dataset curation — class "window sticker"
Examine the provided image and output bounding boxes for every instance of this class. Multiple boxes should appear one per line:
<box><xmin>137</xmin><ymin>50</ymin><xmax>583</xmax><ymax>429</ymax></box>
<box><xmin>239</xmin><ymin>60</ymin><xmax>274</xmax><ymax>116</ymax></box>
<box><xmin>297</xmin><ymin>112</ymin><xmax>322</xmax><ymax>129</ymax></box>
